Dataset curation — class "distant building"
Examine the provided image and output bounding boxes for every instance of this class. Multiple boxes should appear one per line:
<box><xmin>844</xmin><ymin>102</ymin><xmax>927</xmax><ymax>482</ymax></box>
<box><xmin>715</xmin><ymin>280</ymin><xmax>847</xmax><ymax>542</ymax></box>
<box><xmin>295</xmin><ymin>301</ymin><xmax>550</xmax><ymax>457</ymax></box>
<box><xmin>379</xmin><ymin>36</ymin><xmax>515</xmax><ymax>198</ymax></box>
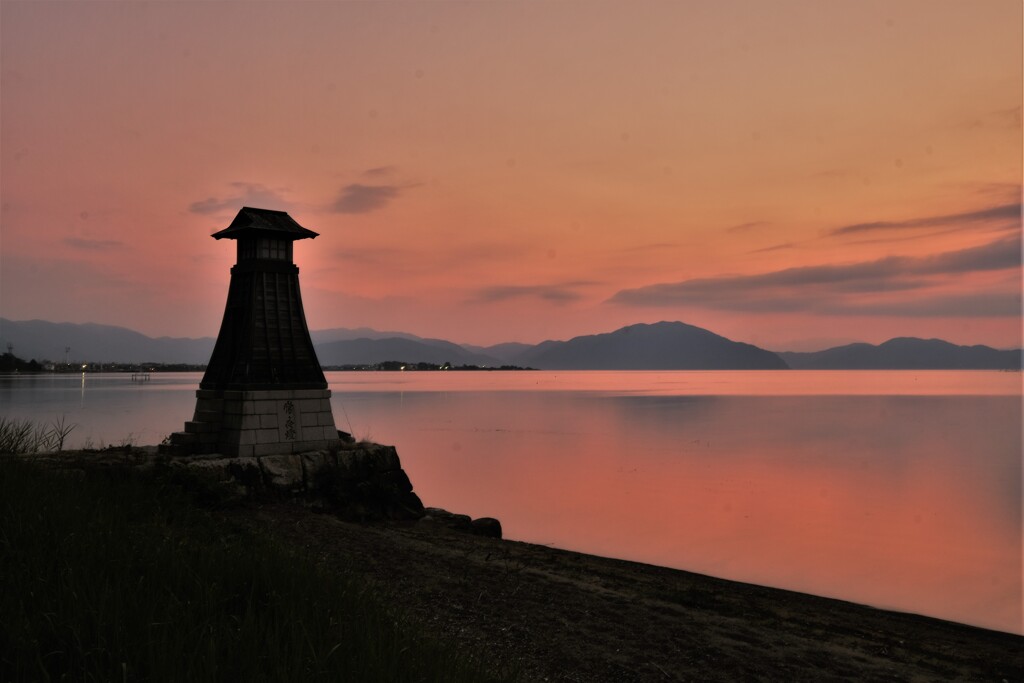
<box><xmin>165</xmin><ymin>207</ymin><xmax>342</xmax><ymax>456</ymax></box>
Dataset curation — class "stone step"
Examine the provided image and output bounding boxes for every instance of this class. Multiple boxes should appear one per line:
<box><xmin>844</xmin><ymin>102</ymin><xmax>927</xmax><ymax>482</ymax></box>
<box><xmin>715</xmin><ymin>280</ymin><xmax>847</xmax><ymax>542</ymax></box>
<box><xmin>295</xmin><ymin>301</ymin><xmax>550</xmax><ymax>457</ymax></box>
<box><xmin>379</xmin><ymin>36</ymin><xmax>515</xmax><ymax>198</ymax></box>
<box><xmin>184</xmin><ymin>420</ymin><xmax>219</xmax><ymax>434</ymax></box>
<box><xmin>191</xmin><ymin>409</ymin><xmax>223</xmax><ymax>423</ymax></box>
<box><xmin>169</xmin><ymin>431</ymin><xmax>198</xmax><ymax>445</ymax></box>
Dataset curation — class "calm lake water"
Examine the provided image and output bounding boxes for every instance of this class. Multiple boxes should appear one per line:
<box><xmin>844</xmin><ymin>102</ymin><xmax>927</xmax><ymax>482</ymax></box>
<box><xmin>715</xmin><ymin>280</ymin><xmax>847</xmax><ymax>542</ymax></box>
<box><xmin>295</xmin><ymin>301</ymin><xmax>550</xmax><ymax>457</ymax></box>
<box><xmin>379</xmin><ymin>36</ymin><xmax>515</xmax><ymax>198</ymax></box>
<box><xmin>1</xmin><ymin>370</ymin><xmax>1021</xmax><ymax>634</ymax></box>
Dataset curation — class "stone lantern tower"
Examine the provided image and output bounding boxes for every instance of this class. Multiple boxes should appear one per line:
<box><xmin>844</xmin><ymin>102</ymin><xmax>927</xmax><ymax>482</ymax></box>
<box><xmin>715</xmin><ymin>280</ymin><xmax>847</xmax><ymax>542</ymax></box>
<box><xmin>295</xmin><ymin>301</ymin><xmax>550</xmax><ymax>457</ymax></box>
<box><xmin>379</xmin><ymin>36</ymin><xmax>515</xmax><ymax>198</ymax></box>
<box><xmin>166</xmin><ymin>207</ymin><xmax>342</xmax><ymax>456</ymax></box>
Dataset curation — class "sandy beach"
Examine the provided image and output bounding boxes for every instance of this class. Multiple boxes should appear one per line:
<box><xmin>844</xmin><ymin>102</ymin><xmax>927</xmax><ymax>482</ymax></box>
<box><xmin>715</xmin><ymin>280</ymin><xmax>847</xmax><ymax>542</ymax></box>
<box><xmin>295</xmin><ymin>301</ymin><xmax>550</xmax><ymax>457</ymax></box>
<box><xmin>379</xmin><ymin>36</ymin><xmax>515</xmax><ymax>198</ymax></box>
<box><xmin>231</xmin><ymin>500</ymin><xmax>1023</xmax><ymax>682</ymax></box>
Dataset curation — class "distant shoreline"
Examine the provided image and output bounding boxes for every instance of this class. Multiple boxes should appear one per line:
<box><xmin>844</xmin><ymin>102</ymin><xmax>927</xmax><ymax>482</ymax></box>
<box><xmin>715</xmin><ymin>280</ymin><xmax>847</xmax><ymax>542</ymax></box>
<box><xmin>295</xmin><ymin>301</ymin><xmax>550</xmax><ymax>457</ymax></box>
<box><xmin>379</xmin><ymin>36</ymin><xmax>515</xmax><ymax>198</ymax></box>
<box><xmin>2</xmin><ymin>366</ymin><xmax>1022</xmax><ymax>376</ymax></box>
<box><xmin>5</xmin><ymin>318</ymin><xmax>1020</xmax><ymax>371</ymax></box>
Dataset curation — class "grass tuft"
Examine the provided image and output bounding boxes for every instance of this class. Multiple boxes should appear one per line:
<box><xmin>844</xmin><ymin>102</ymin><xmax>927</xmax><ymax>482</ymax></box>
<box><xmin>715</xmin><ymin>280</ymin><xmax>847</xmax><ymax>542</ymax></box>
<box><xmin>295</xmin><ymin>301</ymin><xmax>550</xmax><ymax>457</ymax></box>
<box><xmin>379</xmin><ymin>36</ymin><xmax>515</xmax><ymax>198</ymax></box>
<box><xmin>0</xmin><ymin>416</ymin><xmax>75</xmax><ymax>454</ymax></box>
<box><xmin>0</xmin><ymin>458</ymin><xmax>512</xmax><ymax>682</ymax></box>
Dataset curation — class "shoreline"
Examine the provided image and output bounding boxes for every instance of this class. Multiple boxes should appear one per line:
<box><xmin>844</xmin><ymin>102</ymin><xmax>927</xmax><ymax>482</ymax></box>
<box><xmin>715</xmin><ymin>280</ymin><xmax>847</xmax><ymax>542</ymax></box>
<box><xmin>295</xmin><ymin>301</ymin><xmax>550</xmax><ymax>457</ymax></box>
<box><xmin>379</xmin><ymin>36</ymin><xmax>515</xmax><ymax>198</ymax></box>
<box><xmin>233</xmin><ymin>499</ymin><xmax>1023</xmax><ymax>682</ymax></box>
<box><xmin>11</xmin><ymin>446</ymin><xmax>1022</xmax><ymax>680</ymax></box>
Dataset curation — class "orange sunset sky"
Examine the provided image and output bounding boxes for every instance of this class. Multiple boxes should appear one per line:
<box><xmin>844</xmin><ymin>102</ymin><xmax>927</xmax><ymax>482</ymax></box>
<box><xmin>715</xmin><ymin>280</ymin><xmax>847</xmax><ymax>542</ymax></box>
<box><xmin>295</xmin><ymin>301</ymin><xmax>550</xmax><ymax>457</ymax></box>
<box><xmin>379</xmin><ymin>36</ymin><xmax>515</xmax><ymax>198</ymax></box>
<box><xmin>1</xmin><ymin>0</ymin><xmax>1021</xmax><ymax>350</ymax></box>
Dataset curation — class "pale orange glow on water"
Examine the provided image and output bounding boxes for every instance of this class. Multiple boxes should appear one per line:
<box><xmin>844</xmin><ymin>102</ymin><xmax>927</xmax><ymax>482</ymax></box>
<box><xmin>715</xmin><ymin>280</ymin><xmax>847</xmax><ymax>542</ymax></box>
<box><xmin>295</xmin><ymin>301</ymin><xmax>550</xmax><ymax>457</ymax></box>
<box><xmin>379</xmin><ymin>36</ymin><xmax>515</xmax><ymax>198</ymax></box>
<box><xmin>335</xmin><ymin>369</ymin><xmax>1022</xmax><ymax>396</ymax></box>
<box><xmin>1</xmin><ymin>370</ymin><xmax>1020</xmax><ymax>633</ymax></box>
<box><xmin>331</xmin><ymin>371</ymin><xmax>1022</xmax><ymax>634</ymax></box>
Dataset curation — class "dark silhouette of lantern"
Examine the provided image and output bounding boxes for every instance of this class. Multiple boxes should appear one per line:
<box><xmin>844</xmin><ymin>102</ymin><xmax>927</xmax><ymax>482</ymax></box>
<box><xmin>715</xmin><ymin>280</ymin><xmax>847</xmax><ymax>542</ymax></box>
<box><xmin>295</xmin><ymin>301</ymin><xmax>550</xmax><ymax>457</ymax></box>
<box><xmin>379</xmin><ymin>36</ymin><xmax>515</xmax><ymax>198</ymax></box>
<box><xmin>166</xmin><ymin>207</ymin><xmax>342</xmax><ymax>456</ymax></box>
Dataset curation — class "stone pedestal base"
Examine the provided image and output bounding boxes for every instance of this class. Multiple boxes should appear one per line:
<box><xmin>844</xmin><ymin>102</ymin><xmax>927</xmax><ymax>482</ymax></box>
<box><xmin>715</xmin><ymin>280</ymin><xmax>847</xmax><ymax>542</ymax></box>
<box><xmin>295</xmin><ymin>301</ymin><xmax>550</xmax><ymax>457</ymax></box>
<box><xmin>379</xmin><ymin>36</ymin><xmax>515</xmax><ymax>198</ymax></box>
<box><xmin>164</xmin><ymin>388</ymin><xmax>342</xmax><ymax>456</ymax></box>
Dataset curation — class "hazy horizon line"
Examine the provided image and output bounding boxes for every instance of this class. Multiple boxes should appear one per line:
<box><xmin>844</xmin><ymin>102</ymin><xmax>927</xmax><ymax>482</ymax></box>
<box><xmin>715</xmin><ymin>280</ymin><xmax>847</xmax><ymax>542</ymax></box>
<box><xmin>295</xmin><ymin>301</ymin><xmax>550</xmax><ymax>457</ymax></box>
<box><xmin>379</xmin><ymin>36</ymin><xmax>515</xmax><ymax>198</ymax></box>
<box><xmin>2</xmin><ymin>315</ymin><xmax>1021</xmax><ymax>355</ymax></box>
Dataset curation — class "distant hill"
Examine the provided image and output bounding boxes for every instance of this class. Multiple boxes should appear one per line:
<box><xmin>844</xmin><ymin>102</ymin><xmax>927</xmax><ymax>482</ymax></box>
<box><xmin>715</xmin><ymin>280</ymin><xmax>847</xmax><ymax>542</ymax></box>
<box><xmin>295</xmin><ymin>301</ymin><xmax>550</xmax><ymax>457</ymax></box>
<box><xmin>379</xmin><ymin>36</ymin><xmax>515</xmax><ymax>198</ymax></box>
<box><xmin>4</xmin><ymin>318</ymin><xmax>1018</xmax><ymax>371</ymax></box>
<box><xmin>779</xmin><ymin>338</ymin><xmax>1022</xmax><ymax>370</ymax></box>
<box><xmin>462</xmin><ymin>342</ymin><xmax>535</xmax><ymax>364</ymax></box>
<box><xmin>309</xmin><ymin>327</ymin><xmax>426</xmax><ymax>345</ymax></box>
<box><xmin>0</xmin><ymin>318</ymin><xmax>215</xmax><ymax>364</ymax></box>
<box><xmin>0</xmin><ymin>319</ymin><xmax>502</xmax><ymax>367</ymax></box>
<box><xmin>516</xmin><ymin>321</ymin><xmax>788</xmax><ymax>370</ymax></box>
<box><xmin>315</xmin><ymin>337</ymin><xmax>501</xmax><ymax>367</ymax></box>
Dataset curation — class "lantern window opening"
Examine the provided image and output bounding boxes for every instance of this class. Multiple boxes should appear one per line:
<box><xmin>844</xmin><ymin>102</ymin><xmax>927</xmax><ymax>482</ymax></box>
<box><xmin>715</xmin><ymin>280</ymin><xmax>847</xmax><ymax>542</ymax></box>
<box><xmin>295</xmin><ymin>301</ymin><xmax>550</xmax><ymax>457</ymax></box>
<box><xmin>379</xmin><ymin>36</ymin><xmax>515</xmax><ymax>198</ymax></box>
<box><xmin>237</xmin><ymin>237</ymin><xmax>293</xmax><ymax>262</ymax></box>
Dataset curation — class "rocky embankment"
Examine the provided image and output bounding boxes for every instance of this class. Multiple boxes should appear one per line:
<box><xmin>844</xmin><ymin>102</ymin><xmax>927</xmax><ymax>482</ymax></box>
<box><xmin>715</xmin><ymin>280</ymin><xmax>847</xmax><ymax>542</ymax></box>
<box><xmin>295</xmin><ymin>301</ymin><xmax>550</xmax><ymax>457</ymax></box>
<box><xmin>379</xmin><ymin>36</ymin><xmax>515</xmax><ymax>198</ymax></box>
<box><xmin>23</xmin><ymin>442</ymin><xmax>501</xmax><ymax>537</ymax></box>
<box><xmin>11</xmin><ymin>444</ymin><xmax>1023</xmax><ymax>681</ymax></box>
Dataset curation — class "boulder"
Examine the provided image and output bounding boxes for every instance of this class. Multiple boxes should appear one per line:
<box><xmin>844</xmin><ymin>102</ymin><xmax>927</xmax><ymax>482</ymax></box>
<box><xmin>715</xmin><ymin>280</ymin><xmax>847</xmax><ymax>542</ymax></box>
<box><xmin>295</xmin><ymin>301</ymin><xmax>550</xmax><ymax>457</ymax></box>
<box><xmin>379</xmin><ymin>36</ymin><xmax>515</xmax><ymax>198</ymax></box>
<box><xmin>387</xmin><ymin>491</ymin><xmax>425</xmax><ymax>520</ymax></box>
<box><xmin>224</xmin><ymin>457</ymin><xmax>262</xmax><ymax>489</ymax></box>
<box><xmin>420</xmin><ymin>507</ymin><xmax>473</xmax><ymax>532</ymax></box>
<box><xmin>300</xmin><ymin>450</ymin><xmax>334</xmax><ymax>482</ymax></box>
<box><xmin>376</xmin><ymin>469</ymin><xmax>413</xmax><ymax>495</ymax></box>
<box><xmin>259</xmin><ymin>454</ymin><xmax>304</xmax><ymax>492</ymax></box>
<box><xmin>167</xmin><ymin>454</ymin><xmax>229</xmax><ymax>481</ymax></box>
<box><xmin>336</xmin><ymin>448</ymin><xmax>372</xmax><ymax>480</ymax></box>
<box><xmin>164</xmin><ymin>454</ymin><xmax>257</xmax><ymax>503</ymax></box>
<box><xmin>470</xmin><ymin>517</ymin><xmax>503</xmax><ymax>539</ymax></box>
<box><xmin>365</xmin><ymin>443</ymin><xmax>401</xmax><ymax>472</ymax></box>
<box><xmin>15</xmin><ymin>444</ymin><xmax>486</xmax><ymax>529</ymax></box>
<box><xmin>311</xmin><ymin>449</ymin><xmax>423</xmax><ymax>522</ymax></box>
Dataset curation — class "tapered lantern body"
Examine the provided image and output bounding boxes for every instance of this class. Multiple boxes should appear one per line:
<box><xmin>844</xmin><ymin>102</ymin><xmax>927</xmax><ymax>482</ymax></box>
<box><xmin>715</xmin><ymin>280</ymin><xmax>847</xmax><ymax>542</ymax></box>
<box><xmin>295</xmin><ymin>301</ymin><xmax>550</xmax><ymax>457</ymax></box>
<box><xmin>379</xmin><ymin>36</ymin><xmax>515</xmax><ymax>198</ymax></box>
<box><xmin>166</xmin><ymin>207</ymin><xmax>342</xmax><ymax>456</ymax></box>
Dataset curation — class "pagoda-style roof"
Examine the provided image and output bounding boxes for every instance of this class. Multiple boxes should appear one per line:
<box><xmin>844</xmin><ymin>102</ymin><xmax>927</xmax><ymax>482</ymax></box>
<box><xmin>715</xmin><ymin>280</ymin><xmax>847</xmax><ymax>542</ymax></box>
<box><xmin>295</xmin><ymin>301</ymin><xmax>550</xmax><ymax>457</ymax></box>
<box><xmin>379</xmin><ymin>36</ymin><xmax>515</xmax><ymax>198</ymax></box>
<box><xmin>212</xmin><ymin>207</ymin><xmax>320</xmax><ymax>241</ymax></box>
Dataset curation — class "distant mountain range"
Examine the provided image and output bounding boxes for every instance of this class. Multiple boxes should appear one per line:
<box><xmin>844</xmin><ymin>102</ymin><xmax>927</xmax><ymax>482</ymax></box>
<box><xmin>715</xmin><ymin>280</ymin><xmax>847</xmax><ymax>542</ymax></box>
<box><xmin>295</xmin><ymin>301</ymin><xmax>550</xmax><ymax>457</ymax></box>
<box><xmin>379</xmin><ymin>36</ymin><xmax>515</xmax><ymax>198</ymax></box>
<box><xmin>315</xmin><ymin>337</ymin><xmax>502</xmax><ymax>367</ymax></box>
<box><xmin>517</xmin><ymin>322</ymin><xmax>787</xmax><ymax>369</ymax></box>
<box><xmin>779</xmin><ymin>338</ymin><xmax>1022</xmax><ymax>370</ymax></box>
<box><xmin>0</xmin><ymin>319</ymin><xmax>216</xmax><ymax>365</ymax></box>
<box><xmin>1</xmin><ymin>318</ymin><xmax>1020</xmax><ymax>370</ymax></box>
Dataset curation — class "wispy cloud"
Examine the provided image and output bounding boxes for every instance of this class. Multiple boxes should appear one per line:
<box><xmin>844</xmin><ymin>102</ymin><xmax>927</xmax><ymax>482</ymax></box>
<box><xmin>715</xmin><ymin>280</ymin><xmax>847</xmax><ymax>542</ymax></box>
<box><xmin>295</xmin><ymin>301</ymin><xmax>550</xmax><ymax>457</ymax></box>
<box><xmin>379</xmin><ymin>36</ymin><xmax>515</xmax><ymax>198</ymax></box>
<box><xmin>332</xmin><ymin>246</ymin><xmax>407</xmax><ymax>266</ymax></box>
<box><xmin>3</xmin><ymin>253</ymin><xmax>149</xmax><ymax>301</ymax></box>
<box><xmin>749</xmin><ymin>242</ymin><xmax>794</xmax><ymax>254</ymax></box>
<box><xmin>619</xmin><ymin>242</ymin><xmax>680</xmax><ymax>252</ymax></box>
<box><xmin>188</xmin><ymin>182</ymin><xmax>290</xmax><ymax>215</ymax></box>
<box><xmin>332</xmin><ymin>242</ymin><xmax>530</xmax><ymax>270</ymax></box>
<box><xmin>331</xmin><ymin>183</ymin><xmax>411</xmax><ymax>214</ymax></box>
<box><xmin>840</xmin><ymin>292</ymin><xmax>1022</xmax><ymax>318</ymax></box>
<box><xmin>959</xmin><ymin>105</ymin><xmax>1022</xmax><ymax>131</ymax></box>
<box><xmin>362</xmin><ymin>165</ymin><xmax>397</xmax><ymax>178</ymax></box>
<box><xmin>957</xmin><ymin>181</ymin><xmax>1023</xmax><ymax>202</ymax></box>
<box><xmin>608</xmin><ymin>234</ymin><xmax>1021</xmax><ymax>317</ymax></box>
<box><xmin>64</xmin><ymin>237</ymin><xmax>123</xmax><ymax>250</ymax></box>
<box><xmin>471</xmin><ymin>281</ymin><xmax>600</xmax><ymax>305</ymax></box>
<box><xmin>992</xmin><ymin>105</ymin><xmax>1022</xmax><ymax>129</ymax></box>
<box><xmin>829</xmin><ymin>203</ymin><xmax>1020</xmax><ymax>237</ymax></box>
<box><xmin>915</xmin><ymin>235</ymin><xmax>1022</xmax><ymax>274</ymax></box>
<box><xmin>726</xmin><ymin>221</ymin><xmax>771</xmax><ymax>233</ymax></box>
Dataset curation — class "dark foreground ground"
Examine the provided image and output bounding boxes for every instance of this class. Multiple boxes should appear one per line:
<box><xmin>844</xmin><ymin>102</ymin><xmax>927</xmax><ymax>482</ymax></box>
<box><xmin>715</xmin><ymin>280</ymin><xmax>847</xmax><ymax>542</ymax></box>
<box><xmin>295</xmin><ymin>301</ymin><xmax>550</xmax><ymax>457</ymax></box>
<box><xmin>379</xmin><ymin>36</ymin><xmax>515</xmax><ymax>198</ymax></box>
<box><xmin>230</xmin><ymin>501</ymin><xmax>1023</xmax><ymax>682</ymax></box>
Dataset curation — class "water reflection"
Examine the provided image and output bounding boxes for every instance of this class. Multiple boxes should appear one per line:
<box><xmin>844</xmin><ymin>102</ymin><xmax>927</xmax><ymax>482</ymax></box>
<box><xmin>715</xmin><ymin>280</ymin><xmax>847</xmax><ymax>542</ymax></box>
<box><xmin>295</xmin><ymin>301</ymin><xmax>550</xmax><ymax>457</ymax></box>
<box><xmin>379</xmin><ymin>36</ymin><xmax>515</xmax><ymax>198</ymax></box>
<box><xmin>0</xmin><ymin>372</ymin><xmax>204</xmax><ymax>448</ymax></box>
<box><xmin>1</xmin><ymin>370</ymin><xmax>1019</xmax><ymax>633</ymax></box>
<box><xmin>335</xmin><ymin>389</ymin><xmax>1021</xmax><ymax>634</ymax></box>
